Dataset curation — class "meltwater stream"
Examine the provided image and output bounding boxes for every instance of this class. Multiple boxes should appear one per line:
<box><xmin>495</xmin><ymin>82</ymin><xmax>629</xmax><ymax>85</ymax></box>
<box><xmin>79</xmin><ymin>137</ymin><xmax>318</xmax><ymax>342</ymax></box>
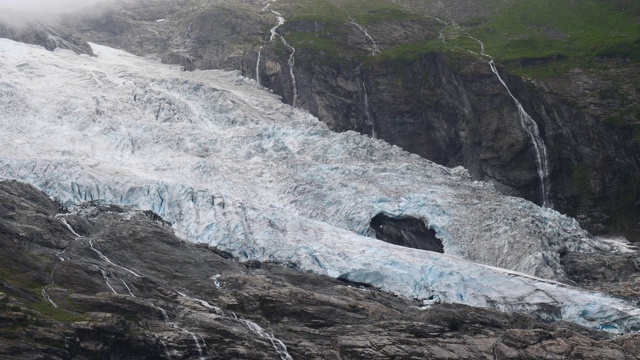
<box><xmin>467</xmin><ymin>36</ymin><xmax>552</xmax><ymax>207</ymax></box>
<box><xmin>177</xmin><ymin>293</ymin><xmax>294</xmax><ymax>360</ymax></box>
<box><xmin>442</xmin><ymin>28</ymin><xmax>553</xmax><ymax>208</ymax></box>
<box><xmin>362</xmin><ymin>77</ymin><xmax>377</xmax><ymax>138</ymax></box>
<box><xmin>488</xmin><ymin>60</ymin><xmax>552</xmax><ymax>207</ymax></box>
<box><xmin>350</xmin><ymin>20</ymin><xmax>380</xmax><ymax>56</ymax></box>
<box><xmin>268</xmin><ymin>8</ymin><xmax>297</xmax><ymax>107</ymax></box>
<box><xmin>255</xmin><ymin>46</ymin><xmax>262</xmax><ymax>86</ymax></box>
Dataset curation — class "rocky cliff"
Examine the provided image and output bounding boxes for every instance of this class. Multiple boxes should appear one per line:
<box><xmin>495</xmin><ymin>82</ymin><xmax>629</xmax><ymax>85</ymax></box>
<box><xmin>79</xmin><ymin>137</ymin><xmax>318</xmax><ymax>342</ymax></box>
<box><xmin>2</xmin><ymin>180</ymin><xmax>640</xmax><ymax>359</ymax></box>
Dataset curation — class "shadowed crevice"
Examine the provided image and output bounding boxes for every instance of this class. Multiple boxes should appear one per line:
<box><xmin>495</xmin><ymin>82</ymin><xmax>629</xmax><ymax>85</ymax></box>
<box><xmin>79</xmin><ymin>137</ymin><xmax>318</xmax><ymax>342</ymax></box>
<box><xmin>370</xmin><ymin>213</ymin><xmax>444</xmax><ymax>253</ymax></box>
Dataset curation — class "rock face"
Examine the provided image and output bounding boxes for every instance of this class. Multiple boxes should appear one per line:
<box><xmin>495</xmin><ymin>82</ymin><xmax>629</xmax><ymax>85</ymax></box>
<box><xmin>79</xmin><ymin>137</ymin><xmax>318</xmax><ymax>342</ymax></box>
<box><xmin>364</xmin><ymin>54</ymin><xmax>640</xmax><ymax>237</ymax></box>
<box><xmin>561</xmin><ymin>246</ymin><xmax>640</xmax><ymax>302</ymax></box>
<box><xmin>2</xmin><ymin>180</ymin><xmax>640</xmax><ymax>359</ymax></box>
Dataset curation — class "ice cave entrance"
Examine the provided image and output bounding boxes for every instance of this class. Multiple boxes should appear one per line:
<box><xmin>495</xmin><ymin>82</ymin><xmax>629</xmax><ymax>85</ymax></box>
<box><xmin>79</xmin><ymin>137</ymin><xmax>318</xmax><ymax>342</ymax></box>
<box><xmin>370</xmin><ymin>213</ymin><xmax>444</xmax><ymax>253</ymax></box>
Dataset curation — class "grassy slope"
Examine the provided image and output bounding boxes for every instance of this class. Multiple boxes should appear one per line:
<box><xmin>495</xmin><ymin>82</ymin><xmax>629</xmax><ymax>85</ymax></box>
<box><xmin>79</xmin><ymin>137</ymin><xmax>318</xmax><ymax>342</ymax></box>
<box><xmin>467</xmin><ymin>0</ymin><xmax>640</xmax><ymax>73</ymax></box>
<box><xmin>272</xmin><ymin>0</ymin><xmax>433</xmax><ymax>62</ymax></box>
<box><xmin>272</xmin><ymin>0</ymin><xmax>639</xmax><ymax>71</ymax></box>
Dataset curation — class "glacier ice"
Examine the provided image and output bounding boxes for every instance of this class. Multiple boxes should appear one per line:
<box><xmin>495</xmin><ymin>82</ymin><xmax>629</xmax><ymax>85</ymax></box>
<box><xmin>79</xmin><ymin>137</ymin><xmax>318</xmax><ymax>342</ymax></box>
<box><xmin>1</xmin><ymin>38</ymin><xmax>639</xmax><ymax>333</ymax></box>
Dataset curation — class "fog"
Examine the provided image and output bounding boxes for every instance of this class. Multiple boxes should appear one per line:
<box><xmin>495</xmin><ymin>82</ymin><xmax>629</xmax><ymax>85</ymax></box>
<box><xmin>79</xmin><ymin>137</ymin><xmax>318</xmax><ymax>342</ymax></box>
<box><xmin>0</xmin><ymin>0</ymin><xmax>107</xmax><ymax>13</ymax></box>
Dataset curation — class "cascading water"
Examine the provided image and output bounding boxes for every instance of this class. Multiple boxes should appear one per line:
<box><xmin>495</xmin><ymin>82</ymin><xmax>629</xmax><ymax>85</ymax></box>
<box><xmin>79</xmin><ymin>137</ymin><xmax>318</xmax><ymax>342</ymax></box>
<box><xmin>256</xmin><ymin>46</ymin><xmax>262</xmax><ymax>86</ymax></box>
<box><xmin>97</xmin><ymin>267</ymin><xmax>118</xmax><ymax>294</ymax></box>
<box><xmin>89</xmin><ymin>238</ymin><xmax>142</xmax><ymax>277</ymax></box>
<box><xmin>41</xmin><ymin>288</ymin><xmax>57</xmax><ymax>308</ymax></box>
<box><xmin>439</xmin><ymin>28</ymin><xmax>553</xmax><ymax>208</ymax></box>
<box><xmin>268</xmin><ymin>9</ymin><xmax>297</xmax><ymax>107</ymax></box>
<box><xmin>187</xmin><ymin>331</ymin><xmax>206</xmax><ymax>360</ymax></box>
<box><xmin>238</xmin><ymin>318</ymin><xmax>293</xmax><ymax>360</ymax></box>
<box><xmin>121</xmin><ymin>279</ymin><xmax>135</xmax><ymax>296</ymax></box>
<box><xmin>362</xmin><ymin>77</ymin><xmax>377</xmax><ymax>139</ymax></box>
<box><xmin>269</xmin><ymin>12</ymin><xmax>283</xmax><ymax>42</ymax></box>
<box><xmin>177</xmin><ymin>293</ymin><xmax>293</xmax><ymax>359</ymax></box>
<box><xmin>488</xmin><ymin>60</ymin><xmax>552</xmax><ymax>208</ymax></box>
<box><xmin>350</xmin><ymin>21</ymin><xmax>379</xmax><ymax>56</ymax></box>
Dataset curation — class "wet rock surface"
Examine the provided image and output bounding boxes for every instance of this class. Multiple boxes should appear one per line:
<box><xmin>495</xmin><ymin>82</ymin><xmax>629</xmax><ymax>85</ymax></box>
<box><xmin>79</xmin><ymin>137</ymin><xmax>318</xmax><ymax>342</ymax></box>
<box><xmin>561</xmin><ymin>249</ymin><xmax>640</xmax><ymax>303</ymax></box>
<box><xmin>1</xmin><ymin>182</ymin><xmax>640</xmax><ymax>359</ymax></box>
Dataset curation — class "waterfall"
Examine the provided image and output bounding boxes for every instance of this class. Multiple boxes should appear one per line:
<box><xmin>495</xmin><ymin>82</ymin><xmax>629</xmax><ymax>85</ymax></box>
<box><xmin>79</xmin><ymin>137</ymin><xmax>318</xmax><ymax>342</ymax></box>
<box><xmin>280</xmin><ymin>36</ymin><xmax>297</xmax><ymax>107</ymax></box>
<box><xmin>269</xmin><ymin>10</ymin><xmax>297</xmax><ymax>107</ymax></box>
<box><xmin>89</xmin><ymin>238</ymin><xmax>141</xmax><ymax>277</ymax></box>
<box><xmin>362</xmin><ymin>78</ymin><xmax>376</xmax><ymax>138</ymax></box>
<box><xmin>121</xmin><ymin>279</ymin><xmax>135</xmax><ymax>297</ymax></box>
<box><xmin>187</xmin><ymin>331</ymin><xmax>206</xmax><ymax>360</ymax></box>
<box><xmin>57</xmin><ymin>215</ymin><xmax>82</xmax><ymax>237</ymax></box>
<box><xmin>97</xmin><ymin>267</ymin><xmax>118</xmax><ymax>294</ymax></box>
<box><xmin>41</xmin><ymin>288</ymin><xmax>57</xmax><ymax>308</ymax></box>
<box><xmin>350</xmin><ymin>21</ymin><xmax>379</xmax><ymax>55</ymax></box>
<box><xmin>238</xmin><ymin>318</ymin><xmax>293</xmax><ymax>360</ymax></box>
<box><xmin>488</xmin><ymin>61</ymin><xmax>551</xmax><ymax>207</ymax></box>
<box><xmin>177</xmin><ymin>293</ymin><xmax>293</xmax><ymax>359</ymax></box>
<box><xmin>262</xmin><ymin>0</ymin><xmax>276</xmax><ymax>12</ymax></box>
<box><xmin>448</xmin><ymin>33</ymin><xmax>552</xmax><ymax>208</ymax></box>
<box><xmin>269</xmin><ymin>11</ymin><xmax>285</xmax><ymax>42</ymax></box>
<box><xmin>256</xmin><ymin>46</ymin><xmax>262</xmax><ymax>86</ymax></box>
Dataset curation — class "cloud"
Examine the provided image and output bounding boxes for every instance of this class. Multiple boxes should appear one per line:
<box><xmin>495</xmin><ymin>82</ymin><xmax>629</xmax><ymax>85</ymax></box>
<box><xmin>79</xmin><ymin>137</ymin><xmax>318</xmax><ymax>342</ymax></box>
<box><xmin>0</xmin><ymin>0</ymin><xmax>106</xmax><ymax>13</ymax></box>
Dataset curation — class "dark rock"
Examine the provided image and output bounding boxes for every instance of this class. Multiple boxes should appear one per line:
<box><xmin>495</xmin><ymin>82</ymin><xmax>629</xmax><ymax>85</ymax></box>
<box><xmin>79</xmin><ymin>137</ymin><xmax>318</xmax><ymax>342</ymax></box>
<box><xmin>561</xmin><ymin>249</ymin><xmax>640</xmax><ymax>302</ymax></box>
<box><xmin>370</xmin><ymin>213</ymin><xmax>444</xmax><ymax>253</ymax></box>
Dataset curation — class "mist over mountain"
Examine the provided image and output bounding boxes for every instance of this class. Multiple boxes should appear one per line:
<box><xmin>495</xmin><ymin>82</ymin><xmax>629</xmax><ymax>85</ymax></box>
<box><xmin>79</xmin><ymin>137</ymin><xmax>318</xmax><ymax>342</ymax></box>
<box><xmin>0</xmin><ymin>0</ymin><xmax>105</xmax><ymax>13</ymax></box>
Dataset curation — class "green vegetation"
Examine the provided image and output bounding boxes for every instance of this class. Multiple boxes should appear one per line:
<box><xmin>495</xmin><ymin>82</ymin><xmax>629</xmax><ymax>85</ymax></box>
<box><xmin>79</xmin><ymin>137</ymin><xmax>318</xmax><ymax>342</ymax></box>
<box><xmin>456</xmin><ymin>0</ymin><xmax>640</xmax><ymax>77</ymax></box>
<box><xmin>271</xmin><ymin>0</ymin><xmax>639</xmax><ymax>72</ymax></box>
<box><xmin>364</xmin><ymin>39</ymin><xmax>443</xmax><ymax>65</ymax></box>
<box><xmin>275</xmin><ymin>0</ymin><xmax>424</xmax><ymax>59</ymax></box>
<box><xmin>30</xmin><ymin>300</ymin><xmax>81</xmax><ymax>323</ymax></box>
<box><xmin>597</xmin><ymin>38</ymin><xmax>640</xmax><ymax>61</ymax></box>
<box><xmin>285</xmin><ymin>0</ymin><xmax>349</xmax><ymax>25</ymax></box>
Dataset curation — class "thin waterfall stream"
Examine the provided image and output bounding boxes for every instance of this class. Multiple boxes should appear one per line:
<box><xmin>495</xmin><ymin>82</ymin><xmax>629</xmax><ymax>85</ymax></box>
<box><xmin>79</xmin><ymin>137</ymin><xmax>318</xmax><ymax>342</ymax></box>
<box><xmin>487</xmin><ymin>60</ymin><xmax>552</xmax><ymax>208</ymax></box>
<box><xmin>268</xmin><ymin>8</ymin><xmax>297</xmax><ymax>107</ymax></box>
<box><xmin>256</xmin><ymin>46</ymin><xmax>262</xmax><ymax>86</ymax></box>
<box><xmin>362</xmin><ymin>78</ymin><xmax>376</xmax><ymax>138</ymax></box>
<box><xmin>52</xmin><ymin>211</ymin><xmax>295</xmax><ymax>359</ymax></box>
<box><xmin>350</xmin><ymin>20</ymin><xmax>380</xmax><ymax>56</ymax></box>
<box><xmin>439</xmin><ymin>25</ymin><xmax>552</xmax><ymax>207</ymax></box>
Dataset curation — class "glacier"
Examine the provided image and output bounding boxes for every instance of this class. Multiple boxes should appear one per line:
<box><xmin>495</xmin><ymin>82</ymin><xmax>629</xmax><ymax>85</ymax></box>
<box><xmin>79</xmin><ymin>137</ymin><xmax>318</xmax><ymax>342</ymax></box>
<box><xmin>1</xmin><ymin>38</ymin><xmax>639</xmax><ymax>333</ymax></box>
